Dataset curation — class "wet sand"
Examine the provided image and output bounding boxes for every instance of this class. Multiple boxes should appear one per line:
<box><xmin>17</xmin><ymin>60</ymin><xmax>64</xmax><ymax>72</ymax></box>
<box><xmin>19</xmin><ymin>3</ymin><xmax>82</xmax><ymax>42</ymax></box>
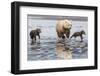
<box><xmin>27</xmin><ymin>16</ymin><xmax>88</xmax><ymax>61</ymax></box>
<box><xmin>28</xmin><ymin>38</ymin><xmax>88</xmax><ymax>61</ymax></box>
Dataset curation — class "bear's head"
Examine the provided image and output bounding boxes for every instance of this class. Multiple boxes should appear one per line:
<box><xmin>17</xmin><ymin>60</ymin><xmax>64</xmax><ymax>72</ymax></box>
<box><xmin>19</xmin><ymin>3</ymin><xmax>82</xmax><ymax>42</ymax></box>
<box><xmin>36</xmin><ymin>28</ymin><xmax>41</xmax><ymax>33</ymax></box>
<box><xmin>63</xmin><ymin>19</ymin><xmax>72</xmax><ymax>31</ymax></box>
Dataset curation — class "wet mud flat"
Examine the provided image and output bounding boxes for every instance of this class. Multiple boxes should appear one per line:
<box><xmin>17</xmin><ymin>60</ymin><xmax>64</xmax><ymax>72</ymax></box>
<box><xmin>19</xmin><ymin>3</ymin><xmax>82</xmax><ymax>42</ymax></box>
<box><xmin>27</xmin><ymin>16</ymin><xmax>88</xmax><ymax>61</ymax></box>
<box><xmin>27</xmin><ymin>38</ymin><xmax>88</xmax><ymax>61</ymax></box>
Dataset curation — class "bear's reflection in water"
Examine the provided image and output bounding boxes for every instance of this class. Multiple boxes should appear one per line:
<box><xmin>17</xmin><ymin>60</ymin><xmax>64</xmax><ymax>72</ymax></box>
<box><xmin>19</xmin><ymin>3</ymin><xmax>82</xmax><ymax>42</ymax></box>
<box><xmin>28</xmin><ymin>39</ymin><xmax>73</xmax><ymax>60</ymax></box>
<box><xmin>28</xmin><ymin>35</ymin><xmax>88</xmax><ymax>61</ymax></box>
<box><xmin>55</xmin><ymin>43</ymin><xmax>72</xmax><ymax>59</ymax></box>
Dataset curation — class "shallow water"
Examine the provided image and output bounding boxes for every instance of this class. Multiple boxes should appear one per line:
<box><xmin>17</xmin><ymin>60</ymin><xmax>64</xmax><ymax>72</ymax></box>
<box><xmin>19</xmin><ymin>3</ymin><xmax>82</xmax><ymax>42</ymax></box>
<box><xmin>27</xmin><ymin>16</ymin><xmax>88</xmax><ymax>61</ymax></box>
<box><xmin>28</xmin><ymin>37</ymin><xmax>88</xmax><ymax>61</ymax></box>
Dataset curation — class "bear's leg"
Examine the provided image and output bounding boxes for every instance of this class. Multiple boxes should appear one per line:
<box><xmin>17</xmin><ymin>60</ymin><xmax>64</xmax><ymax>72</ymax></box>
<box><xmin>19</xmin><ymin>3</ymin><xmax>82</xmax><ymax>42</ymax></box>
<box><xmin>70</xmin><ymin>34</ymin><xmax>77</xmax><ymax>41</ymax></box>
<box><xmin>70</xmin><ymin>35</ymin><xmax>73</xmax><ymax>39</ymax></box>
<box><xmin>62</xmin><ymin>35</ymin><xmax>66</xmax><ymax>43</ymax></box>
<box><xmin>31</xmin><ymin>37</ymin><xmax>36</xmax><ymax>44</ymax></box>
<box><xmin>66</xmin><ymin>30</ymin><xmax>70</xmax><ymax>38</ymax></box>
<box><xmin>38</xmin><ymin>34</ymin><xmax>40</xmax><ymax>39</ymax></box>
<box><xmin>80</xmin><ymin>35</ymin><xmax>83</xmax><ymax>42</ymax></box>
<box><xmin>34</xmin><ymin>36</ymin><xmax>36</xmax><ymax>43</ymax></box>
<box><xmin>62</xmin><ymin>35</ymin><xmax>65</xmax><ymax>39</ymax></box>
<box><xmin>38</xmin><ymin>34</ymin><xmax>40</xmax><ymax>43</ymax></box>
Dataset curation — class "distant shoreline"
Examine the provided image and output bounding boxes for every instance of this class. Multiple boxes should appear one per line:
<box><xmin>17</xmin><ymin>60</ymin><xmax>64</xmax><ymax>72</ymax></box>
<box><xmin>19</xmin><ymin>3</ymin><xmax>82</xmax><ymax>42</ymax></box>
<box><xmin>28</xmin><ymin>14</ymin><xmax>88</xmax><ymax>21</ymax></box>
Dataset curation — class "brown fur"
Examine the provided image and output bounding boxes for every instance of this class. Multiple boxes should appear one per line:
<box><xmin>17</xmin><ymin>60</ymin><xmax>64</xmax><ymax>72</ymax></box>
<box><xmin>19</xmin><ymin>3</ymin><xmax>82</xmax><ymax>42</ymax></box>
<box><xmin>56</xmin><ymin>19</ymin><xmax>72</xmax><ymax>39</ymax></box>
<box><xmin>30</xmin><ymin>28</ymin><xmax>41</xmax><ymax>44</ymax></box>
<box><xmin>70</xmin><ymin>30</ymin><xmax>85</xmax><ymax>41</ymax></box>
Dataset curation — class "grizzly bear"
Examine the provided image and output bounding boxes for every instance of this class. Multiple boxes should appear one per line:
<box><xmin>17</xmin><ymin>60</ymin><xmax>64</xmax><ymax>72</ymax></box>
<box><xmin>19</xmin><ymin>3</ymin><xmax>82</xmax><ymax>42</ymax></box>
<box><xmin>70</xmin><ymin>30</ymin><xmax>86</xmax><ymax>42</ymax></box>
<box><xmin>56</xmin><ymin>19</ymin><xmax>72</xmax><ymax>41</ymax></box>
<box><xmin>30</xmin><ymin>28</ymin><xmax>41</xmax><ymax>44</ymax></box>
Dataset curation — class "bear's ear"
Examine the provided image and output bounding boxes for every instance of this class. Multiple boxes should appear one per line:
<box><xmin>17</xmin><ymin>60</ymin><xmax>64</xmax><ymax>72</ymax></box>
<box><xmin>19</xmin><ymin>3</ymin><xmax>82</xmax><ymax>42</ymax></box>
<box><xmin>64</xmin><ymin>19</ymin><xmax>72</xmax><ymax>25</ymax></box>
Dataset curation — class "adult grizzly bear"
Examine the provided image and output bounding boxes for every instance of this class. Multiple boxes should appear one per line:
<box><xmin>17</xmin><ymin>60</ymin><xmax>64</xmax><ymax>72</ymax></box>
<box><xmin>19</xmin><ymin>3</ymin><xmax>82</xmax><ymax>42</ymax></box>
<box><xmin>30</xmin><ymin>28</ymin><xmax>41</xmax><ymax>44</ymax></box>
<box><xmin>56</xmin><ymin>19</ymin><xmax>72</xmax><ymax>42</ymax></box>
